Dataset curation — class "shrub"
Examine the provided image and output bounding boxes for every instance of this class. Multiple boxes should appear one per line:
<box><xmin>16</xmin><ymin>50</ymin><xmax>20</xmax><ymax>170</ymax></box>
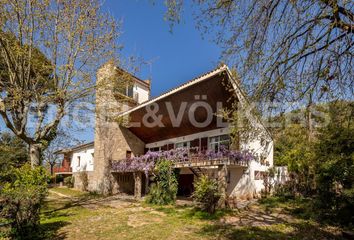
<box><xmin>274</xmin><ymin>181</ymin><xmax>296</xmax><ymax>200</ymax></box>
<box><xmin>146</xmin><ymin>159</ymin><xmax>178</xmax><ymax>205</ymax></box>
<box><xmin>56</xmin><ymin>174</ymin><xmax>64</xmax><ymax>183</ymax></box>
<box><xmin>193</xmin><ymin>175</ymin><xmax>221</xmax><ymax>214</ymax></box>
<box><xmin>64</xmin><ymin>176</ymin><xmax>74</xmax><ymax>188</ymax></box>
<box><xmin>0</xmin><ymin>164</ymin><xmax>49</xmax><ymax>238</ymax></box>
<box><xmin>338</xmin><ymin>187</ymin><xmax>354</xmax><ymax>225</ymax></box>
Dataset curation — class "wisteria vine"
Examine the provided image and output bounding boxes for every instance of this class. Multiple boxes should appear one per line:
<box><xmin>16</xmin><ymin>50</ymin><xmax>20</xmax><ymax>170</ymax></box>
<box><xmin>111</xmin><ymin>147</ymin><xmax>255</xmax><ymax>175</ymax></box>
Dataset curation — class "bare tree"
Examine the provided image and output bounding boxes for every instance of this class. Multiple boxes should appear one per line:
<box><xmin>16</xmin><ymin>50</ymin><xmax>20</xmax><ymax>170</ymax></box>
<box><xmin>164</xmin><ymin>0</ymin><xmax>353</xmax><ymax>110</ymax></box>
<box><xmin>42</xmin><ymin>129</ymin><xmax>81</xmax><ymax>175</ymax></box>
<box><xmin>0</xmin><ymin>0</ymin><xmax>120</xmax><ymax>167</ymax></box>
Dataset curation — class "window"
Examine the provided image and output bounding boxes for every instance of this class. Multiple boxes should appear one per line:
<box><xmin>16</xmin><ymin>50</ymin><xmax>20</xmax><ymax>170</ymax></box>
<box><xmin>175</xmin><ymin>141</ymin><xmax>190</xmax><ymax>149</ymax></box>
<box><xmin>209</xmin><ymin>135</ymin><xmax>230</xmax><ymax>152</ymax></box>
<box><xmin>91</xmin><ymin>153</ymin><xmax>94</xmax><ymax>164</ymax></box>
<box><xmin>254</xmin><ymin>171</ymin><xmax>266</xmax><ymax>180</ymax></box>
<box><xmin>149</xmin><ymin>147</ymin><xmax>160</xmax><ymax>152</ymax></box>
<box><xmin>126</xmin><ymin>151</ymin><xmax>132</xmax><ymax>159</ymax></box>
<box><xmin>127</xmin><ymin>86</ymin><xmax>134</xmax><ymax>97</ymax></box>
<box><xmin>77</xmin><ymin>156</ymin><xmax>81</xmax><ymax>167</ymax></box>
<box><xmin>261</xmin><ymin>138</ymin><xmax>266</xmax><ymax>147</ymax></box>
<box><xmin>117</xmin><ymin>85</ymin><xmax>134</xmax><ymax>98</ymax></box>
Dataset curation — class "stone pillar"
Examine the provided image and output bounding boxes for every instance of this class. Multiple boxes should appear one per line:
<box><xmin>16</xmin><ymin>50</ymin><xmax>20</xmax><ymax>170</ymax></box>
<box><xmin>134</xmin><ymin>172</ymin><xmax>142</xmax><ymax>199</ymax></box>
<box><xmin>145</xmin><ymin>174</ymin><xmax>149</xmax><ymax>195</ymax></box>
<box><xmin>218</xmin><ymin>164</ymin><xmax>227</xmax><ymax>208</ymax></box>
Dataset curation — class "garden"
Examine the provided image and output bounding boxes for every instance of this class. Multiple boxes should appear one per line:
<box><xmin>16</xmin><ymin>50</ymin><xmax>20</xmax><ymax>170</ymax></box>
<box><xmin>1</xmin><ymin>154</ymin><xmax>352</xmax><ymax>239</ymax></box>
<box><xmin>1</xmin><ymin>186</ymin><xmax>346</xmax><ymax>240</ymax></box>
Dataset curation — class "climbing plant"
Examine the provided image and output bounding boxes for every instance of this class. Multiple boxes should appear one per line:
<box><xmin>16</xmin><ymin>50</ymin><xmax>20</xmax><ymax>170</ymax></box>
<box><xmin>145</xmin><ymin>159</ymin><xmax>178</xmax><ymax>205</ymax></box>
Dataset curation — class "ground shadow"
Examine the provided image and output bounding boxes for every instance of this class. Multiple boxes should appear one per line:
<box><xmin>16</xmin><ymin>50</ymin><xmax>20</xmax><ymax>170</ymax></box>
<box><xmin>43</xmin><ymin>193</ymin><xmax>130</xmax><ymax>215</ymax></box>
<box><xmin>37</xmin><ymin>221</ymin><xmax>70</xmax><ymax>240</ymax></box>
<box><xmin>4</xmin><ymin>221</ymin><xmax>70</xmax><ymax>240</ymax></box>
<box><xmin>199</xmin><ymin>221</ymin><xmax>342</xmax><ymax>240</ymax></box>
<box><xmin>151</xmin><ymin>203</ymin><xmax>233</xmax><ymax>221</ymax></box>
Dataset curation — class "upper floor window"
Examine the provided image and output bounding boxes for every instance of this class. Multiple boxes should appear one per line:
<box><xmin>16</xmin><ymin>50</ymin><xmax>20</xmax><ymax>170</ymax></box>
<box><xmin>77</xmin><ymin>156</ymin><xmax>81</xmax><ymax>167</ymax></box>
<box><xmin>127</xmin><ymin>86</ymin><xmax>133</xmax><ymax>98</ymax></box>
<box><xmin>117</xmin><ymin>85</ymin><xmax>134</xmax><ymax>98</ymax></box>
<box><xmin>209</xmin><ymin>135</ymin><xmax>230</xmax><ymax>152</ymax></box>
<box><xmin>149</xmin><ymin>147</ymin><xmax>160</xmax><ymax>152</ymax></box>
<box><xmin>91</xmin><ymin>153</ymin><xmax>94</xmax><ymax>165</ymax></box>
<box><xmin>175</xmin><ymin>141</ymin><xmax>190</xmax><ymax>149</ymax></box>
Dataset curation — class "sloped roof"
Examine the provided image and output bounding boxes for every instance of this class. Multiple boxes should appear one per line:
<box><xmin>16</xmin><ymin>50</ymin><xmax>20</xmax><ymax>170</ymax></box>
<box><xmin>115</xmin><ymin>66</ymin><xmax>150</xmax><ymax>88</ymax></box>
<box><xmin>118</xmin><ymin>64</ymin><xmax>272</xmax><ymax>140</ymax></box>
<box><xmin>54</xmin><ymin>141</ymin><xmax>94</xmax><ymax>155</ymax></box>
<box><xmin>119</xmin><ymin>64</ymin><xmax>229</xmax><ymax>116</ymax></box>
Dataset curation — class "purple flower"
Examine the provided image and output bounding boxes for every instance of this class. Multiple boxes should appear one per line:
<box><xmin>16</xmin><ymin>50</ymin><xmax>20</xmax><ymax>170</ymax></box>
<box><xmin>111</xmin><ymin>147</ymin><xmax>255</xmax><ymax>173</ymax></box>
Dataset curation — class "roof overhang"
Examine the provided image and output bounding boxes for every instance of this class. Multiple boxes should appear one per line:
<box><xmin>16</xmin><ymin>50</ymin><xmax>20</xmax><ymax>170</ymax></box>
<box><xmin>120</xmin><ymin>66</ymin><xmax>238</xmax><ymax>143</ymax></box>
<box><xmin>54</xmin><ymin>142</ymin><xmax>94</xmax><ymax>155</ymax></box>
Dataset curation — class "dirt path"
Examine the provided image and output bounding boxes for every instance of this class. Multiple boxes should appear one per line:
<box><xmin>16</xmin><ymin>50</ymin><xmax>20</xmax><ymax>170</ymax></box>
<box><xmin>48</xmin><ymin>189</ymin><xmax>72</xmax><ymax>199</ymax></box>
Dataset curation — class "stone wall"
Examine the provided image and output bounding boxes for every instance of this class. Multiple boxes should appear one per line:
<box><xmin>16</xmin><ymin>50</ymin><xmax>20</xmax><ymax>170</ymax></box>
<box><xmin>73</xmin><ymin>171</ymin><xmax>94</xmax><ymax>191</ymax></box>
<box><xmin>111</xmin><ymin>173</ymin><xmax>135</xmax><ymax>194</ymax></box>
<box><xmin>90</xmin><ymin>62</ymin><xmax>145</xmax><ymax>194</ymax></box>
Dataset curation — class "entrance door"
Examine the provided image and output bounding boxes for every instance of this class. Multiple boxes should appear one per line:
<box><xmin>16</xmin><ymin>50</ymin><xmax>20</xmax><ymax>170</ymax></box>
<box><xmin>177</xmin><ymin>174</ymin><xmax>194</xmax><ymax>197</ymax></box>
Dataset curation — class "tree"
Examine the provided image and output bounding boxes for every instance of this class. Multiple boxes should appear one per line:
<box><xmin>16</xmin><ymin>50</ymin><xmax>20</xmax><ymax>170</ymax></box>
<box><xmin>42</xmin><ymin>129</ymin><xmax>81</xmax><ymax>176</ymax></box>
<box><xmin>0</xmin><ymin>132</ymin><xmax>28</xmax><ymax>183</ymax></box>
<box><xmin>314</xmin><ymin>101</ymin><xmax>354</xmax><ymax>223</ymax></box>
<box><xmin>0</xmin><ymin>0</ymin><xmax>119</xmax><ymax>167</ymax></box>
<box><xmin>164</xmin><ymin>0</ymin><xmax>353</xmax><ymax>109</ymax></box>
<box><xmin>274</xmin><ymin>123</ymin><xmax>315</xmax><ymax>194</ymax></box>
<box><xmin>43</xmin><ymin>144</ymin><xmax>61</xmax><ymax>176</ymax></box>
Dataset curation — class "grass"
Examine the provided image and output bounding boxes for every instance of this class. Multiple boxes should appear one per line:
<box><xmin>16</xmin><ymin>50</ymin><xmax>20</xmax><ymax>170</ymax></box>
<box><xmin>49</xmin><ymin>187</ymin><xmax>89</xmax><ymax>198</ymax></box>
<box><xmin>1</xmin><ymin>189</ymin><xmax>345</xmax><ymax>240</ymax></box>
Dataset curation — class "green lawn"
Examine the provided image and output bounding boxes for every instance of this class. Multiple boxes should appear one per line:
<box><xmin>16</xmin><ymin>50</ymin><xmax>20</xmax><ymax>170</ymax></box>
<box><xmin>4</xmin><ymin>188</ymin><xmax>344</xmax><ymax>240</ymax></box>
<box><xmin>48</xmin><ymin>187</ymin><xmax>90</xmax><ymax>198</ymax></box>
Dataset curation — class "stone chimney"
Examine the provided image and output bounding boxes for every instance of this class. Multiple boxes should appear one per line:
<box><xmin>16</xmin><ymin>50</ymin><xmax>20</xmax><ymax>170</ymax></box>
<box><xmin>90</xmin><ymin>62</ymin><xmax>145</xmax><ymax>195</ymax></box>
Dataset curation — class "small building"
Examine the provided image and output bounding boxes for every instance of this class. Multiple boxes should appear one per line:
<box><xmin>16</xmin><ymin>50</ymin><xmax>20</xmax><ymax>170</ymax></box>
<box><xmin>54</xmin><ymin>142</ymin><xmax>94</xmax><ymax>186</ymax></box>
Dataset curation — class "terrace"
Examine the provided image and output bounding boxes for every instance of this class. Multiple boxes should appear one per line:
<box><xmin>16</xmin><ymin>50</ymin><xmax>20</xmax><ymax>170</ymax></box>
<box><xmin>111</xmin><ymin>147</ymin><xmax>253</xmax><ymax>174</ymax></box>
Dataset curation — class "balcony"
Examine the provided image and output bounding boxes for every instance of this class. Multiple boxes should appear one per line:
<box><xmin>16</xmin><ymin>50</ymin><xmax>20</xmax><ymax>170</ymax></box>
<box><xmin>53</xmin><ymin>166</ymin><xmax>72</xmax><ymax>174</ymax></box>
<box><xmin>111</xmin><ymin>148</ymin><xmax>253</xmax><ymax>173</ymax></box>
<box><xmin>173</xmin><ymin>156</ymin><xmax>248</xmax><ymax>168</ymax></box>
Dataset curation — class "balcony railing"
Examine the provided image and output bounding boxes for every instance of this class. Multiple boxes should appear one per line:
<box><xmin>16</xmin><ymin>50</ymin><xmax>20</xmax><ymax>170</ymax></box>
<box><xmin>53</xmin><ymin>166</ymin><xmax>72</xmax><ymax>173</ymax></box>
<box><xmin>111</xmin><ymin>147</ymin><xmax>254</xmax><ymax>173</ymax></box>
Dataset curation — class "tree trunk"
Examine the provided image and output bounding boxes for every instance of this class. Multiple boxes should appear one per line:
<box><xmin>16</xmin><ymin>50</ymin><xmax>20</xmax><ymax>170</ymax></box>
<box><xmin>50</xmin><ymin>164</ymin><xmax>54</xmax><ymax>176</ymax></box>
<box><xmin>29</xmin><ymin>144</ymin><xmax>42</xmax><ymax>168</ymax></box>
<box><xmin>306</xmin><ymin>94</ymin><xmax>314</xmax><ymax>141</ymax></box>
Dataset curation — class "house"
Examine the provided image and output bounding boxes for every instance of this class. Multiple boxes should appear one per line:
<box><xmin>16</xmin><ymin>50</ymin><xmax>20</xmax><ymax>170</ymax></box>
<box><xmin>57</xmin><ymin>62</ymin><xmax>273</xmax><ymax>205</ymax></box>
<box><xmin>54</xmin><ymin>142</ymin><xmax>94</xmax><ymax>185</ymax></box>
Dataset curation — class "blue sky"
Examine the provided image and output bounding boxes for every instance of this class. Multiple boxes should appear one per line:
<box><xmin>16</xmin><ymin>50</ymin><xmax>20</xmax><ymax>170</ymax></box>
<box><xmin>104</xmin><ymin>0</ymin><xmax>222</xmax><ymax>97</ymax></box>
<box><xmin>73</xmin><ymin>0</ymin><xmax>221</xmax><ymax>143</ymax></box>
<box><xmin>0</xmin><ymin>1</ymin><xmax>223</xmax><ymax>144</ymax></box>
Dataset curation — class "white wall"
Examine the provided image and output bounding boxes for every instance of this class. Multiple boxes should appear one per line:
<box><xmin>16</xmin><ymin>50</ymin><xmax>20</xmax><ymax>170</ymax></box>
<box><xmin>70</xmin><ymin>146</ymin><xmax>95</xmax><ymax>172</ymax></box>
<box><xmin>273</xmin><ymin>166</ymin><xmax>289</xmax><ymax>184</ymax></box>
<box><xmin>134</xmin><ymin>82</ymin><xmax>149</xmax><ymax>103</ymax></box>
<box><xmin>149</xmin><ymin>126</ymin><xmax>274</xmax><ymax>196</ymax></box>
<box><xmin>146</xmin><ymin>125</ymin><xmax>274</xmax><ymax>197</ymax></box>
<box><xmin>239</xmin><ymin>130</ymin><xmax>274</xmax><ymax>194</ymax></box>
<box><xmin>145</xmin><ymin>127</ymin><xmax>230</xmax><ymax>149</ymax></box>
